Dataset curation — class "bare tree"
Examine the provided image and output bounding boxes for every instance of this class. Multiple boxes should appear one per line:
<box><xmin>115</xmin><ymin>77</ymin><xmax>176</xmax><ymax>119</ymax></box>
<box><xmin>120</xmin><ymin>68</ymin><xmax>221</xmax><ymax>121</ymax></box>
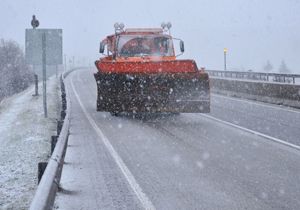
<box><xmin>263</xmin><ymin>60</ymin><xmax>273</xmax><ymax>72</ymax></box>
<box><xmin>273</xmin><ymin>60</ymin><xmax>292</xmax><ymax>83</ymax></box>
<box><xmin>0</xmin><ymin>39</ymin><xmax>33</xmax><ymax>100</ymax></box>
<box><xmin>278</xmin><ymin>60</ymin><xmax>290</xmax><ymax>73</ymax></box>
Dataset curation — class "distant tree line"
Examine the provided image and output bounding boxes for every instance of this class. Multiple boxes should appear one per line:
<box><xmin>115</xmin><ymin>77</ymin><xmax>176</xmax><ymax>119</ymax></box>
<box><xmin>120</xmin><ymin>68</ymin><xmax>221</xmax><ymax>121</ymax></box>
<box><xmin>263</xmin><ymin>60</ymin><xmax>290</xmax><ymax>73</ymax></box>
<box><xmin>0</xmin><ymin>39</ymin><xmax>33</xmax><ymax>101</ymax></box>
<box><xmin>262</xmin><ymin>60</ymin><xmax>294</xmax><ymax>83</ymax></box>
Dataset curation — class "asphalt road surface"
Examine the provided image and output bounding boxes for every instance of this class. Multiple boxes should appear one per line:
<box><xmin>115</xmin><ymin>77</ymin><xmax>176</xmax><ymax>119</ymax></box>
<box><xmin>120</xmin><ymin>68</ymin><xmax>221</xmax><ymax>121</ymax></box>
<box><xmin>55</xmin><ymin>68</ymin><xmax>300</xmax><ymax>210</ymax></box>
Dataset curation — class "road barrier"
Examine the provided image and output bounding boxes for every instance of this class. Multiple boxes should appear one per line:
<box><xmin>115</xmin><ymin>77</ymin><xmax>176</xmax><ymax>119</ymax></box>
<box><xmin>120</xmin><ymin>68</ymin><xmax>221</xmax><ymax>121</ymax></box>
<box><xmin>51</xmin><ymin>136</ymin><xmax>58</xmax><ymax>155</ymax></box>
<box><xmin>206</xmin><ymin>70</ymin><xmax>300</xmax><ymax>84</ymax></box>
<box><xmin>29</xmin><ymin>67</ymin><xmax>90</xmax><ymax>210</ymax></box>
<box><xmin>210</xmin><ymin>76</ymin><xmax>300</xmax><ymax>108</ymax></box>
<box><xmin>29</xmin><ymin>72</ymin><xmax>70</xmax><ymax>210</ymax></box>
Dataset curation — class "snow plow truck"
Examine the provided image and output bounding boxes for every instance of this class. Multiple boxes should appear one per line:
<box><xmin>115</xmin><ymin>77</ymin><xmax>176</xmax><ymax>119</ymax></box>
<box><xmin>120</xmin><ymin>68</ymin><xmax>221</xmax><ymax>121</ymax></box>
<box><xmin>94</xmin><ymin>23</ymin><xmax>210</xmax><ymax>115</ymax></box>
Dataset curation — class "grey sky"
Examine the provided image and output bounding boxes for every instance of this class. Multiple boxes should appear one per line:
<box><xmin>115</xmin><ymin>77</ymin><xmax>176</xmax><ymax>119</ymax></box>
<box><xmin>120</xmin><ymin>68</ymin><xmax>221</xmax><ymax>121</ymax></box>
<box><xmin>1</xmin><ymin>0</ymin><xmax>299</xmax><ymax>72</ymax></box>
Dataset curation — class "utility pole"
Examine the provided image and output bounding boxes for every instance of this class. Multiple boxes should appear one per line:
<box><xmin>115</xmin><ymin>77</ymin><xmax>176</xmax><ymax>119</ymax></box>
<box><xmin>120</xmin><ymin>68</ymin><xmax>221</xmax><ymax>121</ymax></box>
<box><xmin>224</xmin><ymin>48</ymin><xmax>227</xmax><ymax>71</ymax></box>
<box><xmin>42</xmin><ymin>33</ymin><xmax>48</xmax><ymax>118</ymax></box>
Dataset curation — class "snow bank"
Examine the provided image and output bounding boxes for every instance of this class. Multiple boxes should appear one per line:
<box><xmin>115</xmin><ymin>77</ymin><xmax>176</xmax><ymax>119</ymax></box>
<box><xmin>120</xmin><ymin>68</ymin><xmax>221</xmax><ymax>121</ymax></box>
<box><xmin>0</xmin><ymin>76</ymin><xmax>60</xmax><ymax>210</ymax></box>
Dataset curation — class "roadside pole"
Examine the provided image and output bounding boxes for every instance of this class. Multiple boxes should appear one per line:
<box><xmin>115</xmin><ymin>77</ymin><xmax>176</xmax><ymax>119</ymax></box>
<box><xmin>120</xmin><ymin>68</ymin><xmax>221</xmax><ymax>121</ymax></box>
<box><xmin>42</xmin><ymin>33</ymin><xmax>48</xmax><ymax>118</ymax></box>
<box><xmin>34</xmin><ymin>74</ymin><xmax>39</xmax><ymax>96</ymax></box>
<box><xmin>64</xmin><ymin>54</ymin><xmax>67</xmax><ymax>72</ymax></box>
<box><xmin>33</xmin><ymin>65</ymin><xmax>39</xmax><ymax>96</ymax></box>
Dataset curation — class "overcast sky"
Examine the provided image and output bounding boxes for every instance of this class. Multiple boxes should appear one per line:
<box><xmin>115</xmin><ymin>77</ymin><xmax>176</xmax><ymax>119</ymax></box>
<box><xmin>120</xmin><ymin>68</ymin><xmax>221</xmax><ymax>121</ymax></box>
<box><xmin>1</xmin><ymin>0</ymin><xmax>299</xmax><ymax>72</ymax></box>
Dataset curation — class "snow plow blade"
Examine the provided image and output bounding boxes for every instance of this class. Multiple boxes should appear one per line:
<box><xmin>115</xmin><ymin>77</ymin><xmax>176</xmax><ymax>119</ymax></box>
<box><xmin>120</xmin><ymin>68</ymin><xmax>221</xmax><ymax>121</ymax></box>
<box><xmin>94</xmin><ymin>72</ymin><xmax>210</xmax><ymax>113</ymax></box>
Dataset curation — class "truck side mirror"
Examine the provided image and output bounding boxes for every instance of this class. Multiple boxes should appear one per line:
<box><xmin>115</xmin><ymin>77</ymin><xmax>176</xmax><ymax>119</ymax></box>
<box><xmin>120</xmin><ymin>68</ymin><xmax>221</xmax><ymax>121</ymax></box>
<box><xmin>99</xmin><ymin>42</ymin><xmax>105</xmax><ymax>54</ymax></box>
<box><xmin>180</xmin><ymin>40</ymin><xmax>185</xmax><ymax>53</ymax></box>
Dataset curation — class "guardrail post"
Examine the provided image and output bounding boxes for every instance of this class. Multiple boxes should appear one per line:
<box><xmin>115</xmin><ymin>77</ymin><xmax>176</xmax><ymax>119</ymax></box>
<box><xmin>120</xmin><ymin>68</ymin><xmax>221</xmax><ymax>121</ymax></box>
<box><xmin>61</xmin><ymin>110</ymin><xmax>66</xmax><ymax>120</ymax></box>
<box><xmin>61</xmin><ymin>92</ymin><xmax>66</xmax><ymax>99</ymax></box>
<box><xmin>51</xmin><ymin>136</ymin><xmax>58</xmax><ymax>154</ymax></box>
<box><xmin>57</xmin><ymin>120</ymin><xmax>63</xmax><ymax>136</ymax></box>
<box><xmin>62</xmin><ymin>101</ymin><xmax>67</xmax><ymax>111</ymax></box>
<box><xmin>62</xmin><ymin>95</ymin><xmax>67</xmax><ymax>110</ymax></box>
<box><xmin>38</xmin><ymin>162</ymin><xmax>48</xmax><ymax>184</ymax></box>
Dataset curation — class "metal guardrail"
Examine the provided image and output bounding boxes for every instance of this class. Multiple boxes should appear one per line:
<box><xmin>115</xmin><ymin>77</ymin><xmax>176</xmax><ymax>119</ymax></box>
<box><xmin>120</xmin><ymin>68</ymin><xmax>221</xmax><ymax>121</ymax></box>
<box><xmin>29</xmin><ymin>71</ymin><xmax>71</xmax><ymax>210</ymax></box>
<box><xmin>206</xmin><ymin>70</ymin><xmax>300</xmax><ymax>84</ymax></box>
<box><xmin>29</xmin><ymin>67</ymin><xmax>90</xmax><ymax>210</ymax></box>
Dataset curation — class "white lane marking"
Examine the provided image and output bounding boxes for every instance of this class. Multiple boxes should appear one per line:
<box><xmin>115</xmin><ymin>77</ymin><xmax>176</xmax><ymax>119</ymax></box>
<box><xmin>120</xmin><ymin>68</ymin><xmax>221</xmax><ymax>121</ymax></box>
<box><xmin>70</xmin><ymin>75</ymin><xmax>156</xmax><ymax>210</ymax></box>
<box><xmin>201</xmin><ymin>114</ymin><xmax>300</xmax><ymax>151</ymax></box>
<box><xmin>212</xmin><ymin>93</ymin><xmax>300</xmax><ymax>114</ymax></box>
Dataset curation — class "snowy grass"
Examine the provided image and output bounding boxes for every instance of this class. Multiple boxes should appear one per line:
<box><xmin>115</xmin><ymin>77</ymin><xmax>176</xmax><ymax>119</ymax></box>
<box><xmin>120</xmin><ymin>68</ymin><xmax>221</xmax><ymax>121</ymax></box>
<box><xmin>0</xmin><ymin>76</ymin><xmax>60</xmax><ymax>210</ymax></box>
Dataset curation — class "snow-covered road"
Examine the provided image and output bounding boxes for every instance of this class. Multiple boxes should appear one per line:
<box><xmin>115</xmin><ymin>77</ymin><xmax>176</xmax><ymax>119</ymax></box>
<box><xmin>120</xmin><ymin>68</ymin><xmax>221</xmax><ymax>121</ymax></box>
<box><xmin>0</xmin><ymin>77</ymin><xmax>60</xmax><ymax>210</ymax></box>
<box><xmin>55</xmin><ymin>69</ymin><xmax>300</xmax><ymax>209</ymax></box>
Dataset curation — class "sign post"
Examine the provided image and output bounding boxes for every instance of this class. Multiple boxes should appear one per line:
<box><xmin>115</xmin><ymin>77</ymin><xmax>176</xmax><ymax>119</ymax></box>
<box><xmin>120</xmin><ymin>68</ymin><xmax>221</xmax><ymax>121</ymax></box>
<box><xmin>42</xmin><ymin>33</ymin><xmax>47</xmax><ymax>118</ymax></box>
<box><xmin>25</xmin><ymin>28</ymin><xmax>62</xmax><ymax>118</ymax></box>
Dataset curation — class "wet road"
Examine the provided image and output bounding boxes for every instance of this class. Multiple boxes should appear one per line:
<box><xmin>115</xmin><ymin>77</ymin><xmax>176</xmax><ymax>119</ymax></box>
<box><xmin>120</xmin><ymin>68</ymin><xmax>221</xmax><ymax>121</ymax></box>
<box><xmin>55</xmin><ymin>68</ymin><xmax>300</xmax><ymax>210</ymax></box>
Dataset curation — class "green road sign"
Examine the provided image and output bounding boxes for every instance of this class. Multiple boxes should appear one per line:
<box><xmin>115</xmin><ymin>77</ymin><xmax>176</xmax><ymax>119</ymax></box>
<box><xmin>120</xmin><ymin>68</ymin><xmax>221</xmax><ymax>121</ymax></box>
<box><xmin>25</xmin><ymin>29</ymin><xmax>63</xmax><ymax>65</ymax></box>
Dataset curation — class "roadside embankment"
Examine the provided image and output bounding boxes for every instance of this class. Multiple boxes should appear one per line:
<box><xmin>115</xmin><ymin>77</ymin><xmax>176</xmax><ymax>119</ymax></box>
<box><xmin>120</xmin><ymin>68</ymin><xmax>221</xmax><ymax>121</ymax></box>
<box><xmin>0</xmin><ymin>76</ymin><xmax>60</xmax><ymax>210</ymax></box>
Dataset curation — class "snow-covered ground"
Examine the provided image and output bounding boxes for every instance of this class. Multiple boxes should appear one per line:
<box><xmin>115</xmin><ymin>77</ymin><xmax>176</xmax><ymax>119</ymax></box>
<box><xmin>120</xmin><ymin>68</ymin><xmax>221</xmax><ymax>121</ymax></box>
<box><xmin>0</xmin><ymin>76</ymin><xmax>60</xmax><ymax>210</ymax></box>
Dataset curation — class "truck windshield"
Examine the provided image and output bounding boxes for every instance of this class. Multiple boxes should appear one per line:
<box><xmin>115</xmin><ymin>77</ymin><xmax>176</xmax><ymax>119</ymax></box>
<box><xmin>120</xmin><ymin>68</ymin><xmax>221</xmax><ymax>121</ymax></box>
<box><xmin>117</xmin><ymin>35</ymin><xmax>174</xmax><ymax>57</ymax></box>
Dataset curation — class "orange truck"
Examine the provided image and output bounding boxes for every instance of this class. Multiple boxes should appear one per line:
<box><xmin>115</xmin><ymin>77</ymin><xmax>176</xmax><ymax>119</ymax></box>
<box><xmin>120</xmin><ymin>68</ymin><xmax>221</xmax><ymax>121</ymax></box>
<box><xmin>94</xmin><ymin>23</ymin><xmax>210</xmax><ymax>115</ymax></box>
